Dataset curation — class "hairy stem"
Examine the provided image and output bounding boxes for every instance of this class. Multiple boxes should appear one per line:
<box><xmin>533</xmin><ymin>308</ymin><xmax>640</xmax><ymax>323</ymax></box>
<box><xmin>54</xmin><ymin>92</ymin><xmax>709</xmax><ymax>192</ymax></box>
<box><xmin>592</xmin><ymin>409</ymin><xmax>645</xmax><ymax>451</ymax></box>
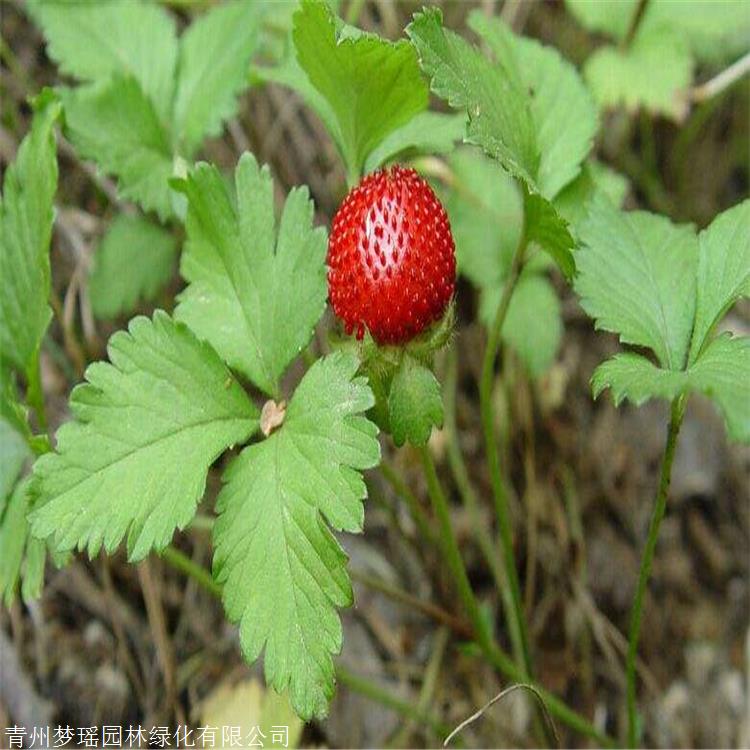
<box><xmin>623</xmin><ymin>0</ymin><xmax>651</xmax><ymax>48</ymax></box>
<box><xmin>159</xmin><ymin>546</ymin><xmax>220</xmax><ymax>598</ymax></box>
<box><xmin>625</xmin><ymin>396</ymin><xmax>685</xmax><ymax>747</ymax></box>
<box><xmin>26</xmin><ymin>350</ymin><xmax>48</xmax><ymax>434</ymax></box>
<box><xmin>479</xmin><ymin>229</ymin><xmax>534</xmax><ymax>682</ymax></box>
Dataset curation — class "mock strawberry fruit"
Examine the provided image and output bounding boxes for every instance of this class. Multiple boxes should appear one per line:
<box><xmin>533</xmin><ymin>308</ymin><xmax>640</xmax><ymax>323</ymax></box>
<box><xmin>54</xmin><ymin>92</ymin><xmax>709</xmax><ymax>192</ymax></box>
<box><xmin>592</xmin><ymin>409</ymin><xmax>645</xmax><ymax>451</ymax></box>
<box><xmin>327</xmin><ymin>165</ymin><xmax>456</xmax><ymax>345</ymax></box>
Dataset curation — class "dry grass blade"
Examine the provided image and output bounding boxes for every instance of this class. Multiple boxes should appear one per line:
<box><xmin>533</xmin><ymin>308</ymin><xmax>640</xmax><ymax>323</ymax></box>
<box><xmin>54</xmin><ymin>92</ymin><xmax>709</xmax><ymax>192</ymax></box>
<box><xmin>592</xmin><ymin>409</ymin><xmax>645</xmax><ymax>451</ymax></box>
<box><xmin>443</xmin><ymin>683</ymin><xmax>560</xmax><ymax>748</ymax></box>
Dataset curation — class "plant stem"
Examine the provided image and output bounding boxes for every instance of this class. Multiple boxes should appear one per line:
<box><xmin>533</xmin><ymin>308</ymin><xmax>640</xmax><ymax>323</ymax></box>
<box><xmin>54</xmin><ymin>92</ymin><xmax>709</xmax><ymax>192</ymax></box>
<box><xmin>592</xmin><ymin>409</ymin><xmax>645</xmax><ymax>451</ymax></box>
<box><xmin>161</xmin><ymin>532</ymin><xmax>614</xmax><ymax>747</ymax></box>
<box><xmin>625</xmin><ymin>396</ymin><xmax>685</xmax><ymax>747</ymax></box>
<box><xmin>479</xmin><ymin>229</ymin><xmax>534</xmax><ymax>682</ymax></box>
<box><xmin>335</xmin><ymin>664</ymin><xmax>453</xmax><ymax>738</ymax></box>
<box><xmin>418</xmin><ymin>445</ymin><xmax>491</xmax><ymax>648</ymax></box>
<box><xmin>444</xmin><ymin>348</ymin><xmax>526</xmax><ymax>668</ymax></box>
<box><xmin>26</xmin><ymin>350</ymin><xmax>48</xmax><ymax>434</ymax></box>
<box><xmin>159</xmin><ymin>546</ymin><xmax>220</xmax><ymax>598</ymax></box>
<box><xmin>379</xmin><ymin>460</ymin><xmax>437</xmax><ymax>545</ymax></box>
<box><xmin>622</xmin><ymin>0</ymin><xmax>650</xmax><ymax>48</ymax></box>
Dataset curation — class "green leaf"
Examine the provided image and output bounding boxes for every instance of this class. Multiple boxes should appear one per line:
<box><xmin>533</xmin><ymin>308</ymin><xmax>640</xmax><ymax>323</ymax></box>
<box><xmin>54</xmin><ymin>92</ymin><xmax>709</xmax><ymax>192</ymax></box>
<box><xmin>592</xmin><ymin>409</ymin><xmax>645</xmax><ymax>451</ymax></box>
<box><xmin>176</xmin><ymin>153</ymin><xmax>327</xmax><ymax>396</ymax></box>
<box><xmin>293</xmin><ymin>0</ymin><xmax>428</xmax><ymax>177</ymax></box>
<box><xmin>28</xmin><ymin>0</ymin><xmax>178</xmax><ymax>124</ymax></box>
<box><xmin>468</xmin><ymin>12</ymin><xmax>598</xmax><ymax>199</ymax></box>
<box><xmin>30</xmin><ymin>312</ymin><xmax>258</xmax><ymax>561</ymax></box>
<box><xmin>212</xmin><ymin>352</ymin><xmax>380</xmax><ymax>720</ymax></box>
<box><xmin>60</xmin><ymin>79</ymin><xmax>175</xmax><ymax>220</ymax></box>
<box><xmin>437</xmin><ymin>146</ymin><xmax>522</xmax><ymax>288</ymax></box>
<box><xmin>407</xmin><ymin>7</ymin><xmax>539</xmax><ymax>189</ymax></box>
<box><xmin>524</xmin><ymin>191</ymin><xmax>576</xmax><ymax>281</ymax></box>
<box><xmin>592</xmin><ymin>334</ymin><xmax>750</xmax><ymax>443</ymax></box>
<box><xmin>407</xmin><ymin>9</ymin><xmax>578</xmax><ymax>276</ymax></box>
<box><xmin>387</xmin><ymin>355</ymin><xmax>443</xmax><ymax>446</ymax></box>
<box><xmin>0</xmin><ymin>419</ymin><xmax>29</xmax><ymax>510</ymax></box>
<box><xmin>0</xmin><ymin>478</ymin><xmax>42</xmax><ymax>606</ymax></box>
<box><xmin>584</xmin><ymin>27</ymin><xmax>693</xmax><ymax>121</ymax></box>
<box><xmin>686</xmin><ymin>334</ymin><xmax>750</xmax><ymax>443</ymax></box>
<box><xmin>576</xmin><ymin>195</ymin><xmax>698</xmax><ymax>369</ymax></box>
<box><xmin>89</xmin><ymin>215</ymin><xmax>177</xmax><ymax>320</ymax></box>
<box><xmin>173</xmin><ymin>0</ymin><xmax>262</xmax><ymax>156</ymax></box>
<box><xmin>554</xmin><ymin>160</ymin><xmax>629</xmax><ymax>233</ymax></box>
<box><xmin>564</xmin><ymin>0</ymin><xmax>638</xmax><ymax>42</ymax></box>
<box><xmin>688</xmin><ymin>200</ymin><xmax>750</xmax><ymax>363</ymax></box>
<box><xmin>363</xmin><ymin>111</ymin><xmax>467</xmax><ymax>174</ymax></box>
<box><xmin>480</xmin><ymin>274</ymin><xmax>563</xmax><ymax>377</ymax></box>
<box><xmin>0</xmin><ymin>91</ymin><xmax>60</xmax><ymax>375</ymax></box>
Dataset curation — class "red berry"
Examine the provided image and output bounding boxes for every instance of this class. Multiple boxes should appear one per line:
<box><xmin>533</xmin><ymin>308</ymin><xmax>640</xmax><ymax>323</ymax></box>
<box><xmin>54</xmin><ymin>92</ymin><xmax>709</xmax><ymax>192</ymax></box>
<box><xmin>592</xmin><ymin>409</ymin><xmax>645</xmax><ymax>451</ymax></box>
<box><xmin>327</xmin><ymin>165</ymin><xmax>456</xmax><ymax>345</ymax></box>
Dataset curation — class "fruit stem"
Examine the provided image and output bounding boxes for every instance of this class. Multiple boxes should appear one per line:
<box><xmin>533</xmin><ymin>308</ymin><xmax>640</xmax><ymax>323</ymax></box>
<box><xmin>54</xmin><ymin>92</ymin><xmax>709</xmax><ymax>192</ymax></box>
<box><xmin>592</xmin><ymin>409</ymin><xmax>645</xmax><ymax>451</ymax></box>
<box><xmin>625</xmin><ymin>395</ymin><xmax>685</xmax><ymax>747</ymax></box>
<box><xmin>479</xmin><ymin>226</ymin><xmax>534</xmax><ymax>684</ymax></box>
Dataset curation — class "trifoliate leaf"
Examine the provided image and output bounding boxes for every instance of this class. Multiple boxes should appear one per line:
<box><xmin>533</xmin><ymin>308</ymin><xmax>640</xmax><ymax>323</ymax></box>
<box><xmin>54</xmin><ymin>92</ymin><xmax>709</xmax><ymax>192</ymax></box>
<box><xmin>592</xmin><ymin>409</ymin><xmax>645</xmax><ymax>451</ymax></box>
<box><xmin>480</xmin><ymin>274</ymin><xmax>563</xmax><ymax>378</ymax></box>
<box><xmin>584</xmin><ymin>27</ymin><xmax>693</xmax><ymax>121</ymax></box>
<box><xmin>0</xmin><ymin>91</ymin><xmax>60</xmax><ymax>375</ymax></box>
<box><xmin>173</xmin><ymin>0</ymin><xmax>262</xmax><ymax>156</ymax></box>
<box><xmin>292</xmin><ymin>0</ymin><xmax>428</xmax><ymax>178</ymax></box>
<box><xmin>576</xmin><ymin>195</ymin><xmax>698</xmax><ymax>369</ymax></box>
<box><xmin>27</xmin><ymin>0</ymin><xmax>178</xmax><ymax>124</ymax></box>
<box><xmin>468</xmin><ymin>13</ymin><xmax>598</xmax><ymax>199</ymax></box>
<box><xmin>407</xmin><ymin>7</ymin><xmax>539</xmax><ymax>189</ymax></box>
<box><xmin>364</xmin><ymin>112</ymin><xmax>467</xmax><ymax>174</ymax></box>
<box><xmin>89</xmin><ymin>215</ymin><xmax>177</xmax><ymax>320</ymax></box>
<box><xmin>213</xmin><ymin>352</ymin><xmax>380</xmax><ymax>720</ymax></box>
<box><xmin>60</xmin><ymin>79</ymin><xmax>175</xmax><ymax>220</ymax></box>
<box><xmin>592</xmin><ymin>334</ymin><xmax>750</xmax><ymax>443</ymax></box>
<box><xmin>176</xmin><ymin>153</ymin><xmax>327</xmax><ymax>397</ymax></box>
<box><xmin>30</xmin><ymin>312</ymin><xmax>258</xmax><ymax>561</ymax></box>
<box><xmin>0</xmin><ymin>419</ymin><xmax>29</xmax><ymax>511</ymax></box>
<box><xmin>688</xmin><ymin>200</ymin><xmax>750</xmax><ymax>363</ymax></box>
<box><xmin>554</xmin><ymin>160</ymin><xmax>629</xmax><ymax>233</ymax></box>
<box><xmin>388</xmin><ymin>355</ymin><xmax>443</xmax><ymax>446</ymax></box>
<box><xmin>438</xmin><ymin>146</ymin><xmax>522</xmax><ymax>288</ymax></box>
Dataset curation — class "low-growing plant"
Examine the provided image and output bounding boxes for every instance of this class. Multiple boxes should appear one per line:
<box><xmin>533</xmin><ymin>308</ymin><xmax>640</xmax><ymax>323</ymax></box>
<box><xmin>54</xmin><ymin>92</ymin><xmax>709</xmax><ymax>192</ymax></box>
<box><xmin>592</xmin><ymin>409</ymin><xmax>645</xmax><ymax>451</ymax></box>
<box><xmin>1</xmin><ymin>0</ymin><xmax>747</xmax><ymax>747</ymax></box>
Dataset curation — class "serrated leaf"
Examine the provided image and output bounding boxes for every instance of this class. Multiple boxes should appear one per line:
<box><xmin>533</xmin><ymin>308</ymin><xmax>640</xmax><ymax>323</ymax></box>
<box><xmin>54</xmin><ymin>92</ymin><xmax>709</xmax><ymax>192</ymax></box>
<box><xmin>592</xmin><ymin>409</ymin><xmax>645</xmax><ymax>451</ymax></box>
<box><xmin>468</xmin><ymin>13</ymin><xmax>598</xmax><ymax>199</ymax></box>
<box><xmin>30</xmin><ymin>312</ymin><xmax>258</xmax><ymax>561</ymax></box>
<box><xmin>437</xmin><ymin>146</ymin><xmax>522</xmax><ymax>288</ymax></box>
<box><xmin>292</xmin><ymin>0</ymin><xmax>428</xmax><ymax>177</ymax></box>
<box><xmin>686</xmin><ymin>334</ymin><xmax>750</xmax><ymax>443</ymax></box>
<box><xmin>592</xmin><ymin>334</ymin><xmax>750</xmax><ymax>443</ymax></box>
<box><xmin>173</xmin><ymin>0</ymin><xmax>262</xmax><ymax>155</ymax></box>
<box><xmin>213</xmin><ymin>352</ymin><xmax>380</xmax><ymax>720</ymax></box>
<box><xmin>387</xmin><ymin>355</ymin><xmax>443</xmax><ymax>446</ymax></box>
<box><xmin>407</xmin><ymin>7</ymin><xmax>539</xmax><ymax>189</ymax></box>
<box><xmin>60</xmin><ymin>79</ymin><xmax>175</xmax><ymax>220</ymax></box>
<box><xmin>584</xmin><ymin>27</ymin><xmax>693</xmax><ymax>121</ymax></box>
<box><xmin>176</xmin><ymin>153</ymin><xmax>327</xmax><ymax>396</ymax></box>
<box><xmin>480</xmin><ymin>274</ymin><xmax>563</xmax><ymax>377</ymax></box>
<box><xmin>524</xmin><ymin>191</ymin><xmax>576</xmax><ymax>280</ymax></box>
<box><xmin>0</xmin><ymin>91</ymin><xmax>60</xmax><ymax>374</ymax></box>
<box><xmin>0</xmin><ymin>477</ymin><xmax>47</xmax><ymax>606</ymax></box>
<box><xmin>89</xmin><ymin>215</ymin><xmax>177</xmax><ymax>320</ymax></box>
<box><xmin>554</xmin><ymin>160</ymin><xmax>629</xmax><ymax>233</ymax></box>
<box><xmin>28</xmin><ymin>0</ymin><xmax>178</xmax><ymax>124</ymax></box>
<box><xmin>576</xmin><ymin>195</ymin><xmax>698</xmax><ymax>369</ymax></box>
<box><xmin>364</xmin><ymin>111</ymin><xmax>466</xmax><ymax>174</ymax></box>
<box><xmin>591</xmin><ymin>351</ymin><xmax>686</xmax><ymax>406</ymax></box>
<box><xmin>688</xmin><ymin>200</ymin><xmax>750</xmax><ymax>363</ymax></box>
<box><xmin>0</xmin><ymin>419</ymin><xmax>29</xmax><ymax>510</ymax></box>
<box><xmin>407</xmin><ymin>9</ymin><xmax>578</xmax><ymax>276</ymax></box>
